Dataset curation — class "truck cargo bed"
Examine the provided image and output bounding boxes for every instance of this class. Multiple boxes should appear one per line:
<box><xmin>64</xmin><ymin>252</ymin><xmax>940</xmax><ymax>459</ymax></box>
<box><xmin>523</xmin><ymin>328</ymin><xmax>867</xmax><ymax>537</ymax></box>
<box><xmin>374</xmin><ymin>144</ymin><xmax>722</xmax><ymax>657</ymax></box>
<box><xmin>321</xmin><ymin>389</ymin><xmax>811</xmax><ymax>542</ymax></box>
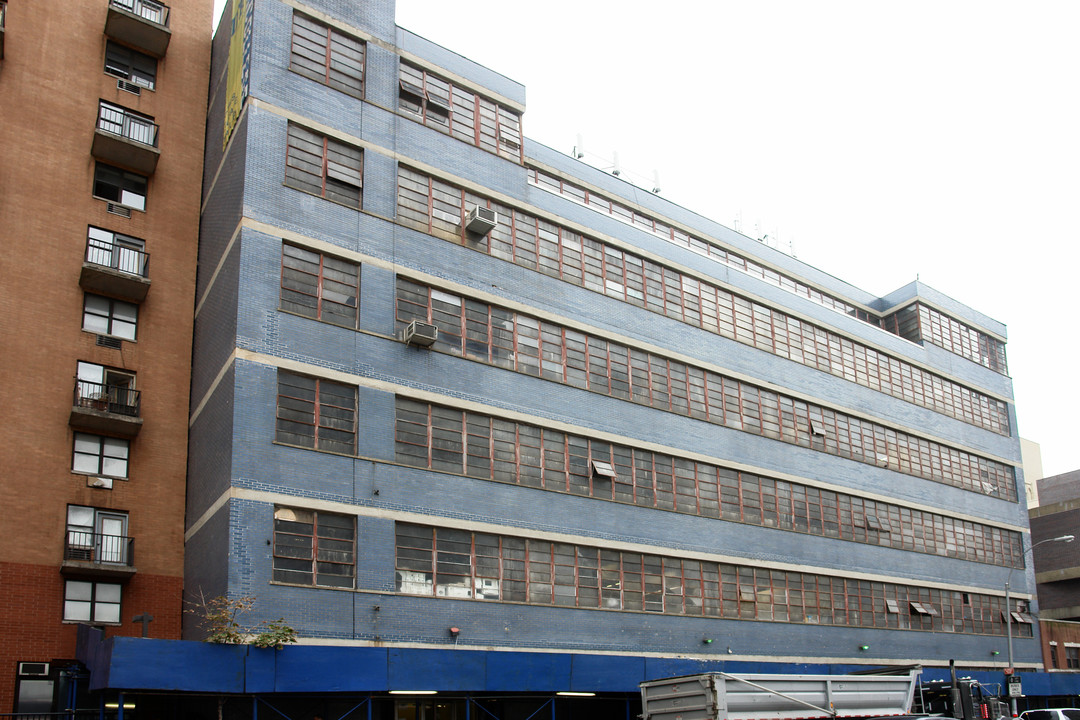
<box><xmin>641</xmin><ymin>669</ymin><xmax>921</xmax><ymax>720</ymax></box>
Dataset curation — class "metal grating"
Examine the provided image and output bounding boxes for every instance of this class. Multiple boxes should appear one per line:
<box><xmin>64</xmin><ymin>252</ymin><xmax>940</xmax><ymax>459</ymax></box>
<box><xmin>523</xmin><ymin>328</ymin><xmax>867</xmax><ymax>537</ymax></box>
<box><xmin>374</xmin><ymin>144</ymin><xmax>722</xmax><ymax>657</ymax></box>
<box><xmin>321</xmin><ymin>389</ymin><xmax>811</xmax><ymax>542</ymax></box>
<box><xmin>106</xmin><ymin>203</ymin><xmax>132</xmax><ymax>218</ymax></box>
<box><xmin>96</xmin><ymin>335</ymin><xmax>123</xmax><ymax>349</ymax></box>
<box><xmin>117</xmin><ymin>79</ymin><xmax>142</xmax><ymax>95</ymax></box>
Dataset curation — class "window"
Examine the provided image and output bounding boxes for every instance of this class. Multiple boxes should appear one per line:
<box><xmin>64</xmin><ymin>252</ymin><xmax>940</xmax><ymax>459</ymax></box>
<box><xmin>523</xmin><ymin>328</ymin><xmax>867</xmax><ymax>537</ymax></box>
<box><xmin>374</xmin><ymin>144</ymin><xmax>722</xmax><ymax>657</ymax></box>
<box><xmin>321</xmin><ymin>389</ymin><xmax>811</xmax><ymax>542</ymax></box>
<box><xmin>398</xmin><ymin>62</ymin><xmax>522</xmax><ymax>160</ymax></box>
<box><xmin>1068</xmin><ymin>646</ymin><xmax>1080</xmax><ymax>670</ymax></box>
<box><xmin>864</xmin><ymin>515</ymin><xmax>886</xmax><ymax>532</ymax></box>
<box><xmin>591</xmin><ymin>459</ymin><xmax>616</xmax><ymax>494</ymax></box>
<box><xmin>275</xmin><ymin>371</ymin><xmax>357</xmax><ymax>454</ymax></box>
<box><xmin>393</xmin><ymin>398</ymin><xmax>1022</xmax><ymax>567</ymax></box>
<box><xmin>285</xmin><ymin>123</ymin><xmax>362</xmax><ymax>208</ymax></box>
<box><xmin>63</xmin><ymin>580</ymin><xmax>121</xmax><ymax>623</ymax></box>
<box><xmin>104</xmin><ymin>41</ymin><xmax>156</xmax><ymax>90</ymax></box>
<box><xmin>398</xmin><ymin>67</ymin><xmax>450</xmax><ymax>125</ymax></box>
<box><xmin>280</xmin><ymin>244</ymin><xmax>359</xmax><ymax>328</ymax></box>
<box><xmin>97</xmin><ymin>101</ymin><xmax>157</xmax><ymax>147</ymax></box>
<box><xmin>591</xmin><ymin>460</ymin><xmax>617</xmax><ymax>479</ymax></box>
<box><xmin>15</xmin><ymin>662</ymin><xmax>55</xmax><ymax>714</ymax></box>
<box><xmin>1051</xmin><ymin>642</ymin><xmax>1059</xmax><ymax>668</ymax></box>
<box><xmin>86</xmin><ymin>226</ymin><xmax>147</xmax><ymax>276</ymax></box>
<box><xmin>93</xmin><ymin>163</ymin><xmax>147</xmax><ymax>211</ymax></box>
<box><xmin>910</xmin><ymin>601</ymin><xmax>938</xmax><ymax>616</ymax></box>
<box><xmin>75</xmin><ymin>362</ymin><xmax>138</xmax><ymax>416</ymax></box>
<box><xmin>290</xmin><ymin>12</ymin><xmax>364</xmax><ymax>97</ymax></box>
<box><xmin>66</xmin><ymin>506</ymin><xmax>129</xmax><ymax>564</ymax></box>
<box><xmin>392</xmin><ymin>522</ymin><xmax>1014</xmax><ymax>635</ymax></box>
<box><xmin>110</xmin><ymin>0</ymin><xmax>167</xmax><ymax>25</ymax></box>
<box><xmin>83</xmin><ymin>294</ymin><xmax>138</xmax><ymax>340</ymax></box>
<box><xmin>72</xmin><ymin>433</ymin><xmax>129</xmax><ymax>478</ymax></box>
<box><xmin>273</xmin><ymin>507</ymin><xmax>355</xmax><ymax>587</ymax></box>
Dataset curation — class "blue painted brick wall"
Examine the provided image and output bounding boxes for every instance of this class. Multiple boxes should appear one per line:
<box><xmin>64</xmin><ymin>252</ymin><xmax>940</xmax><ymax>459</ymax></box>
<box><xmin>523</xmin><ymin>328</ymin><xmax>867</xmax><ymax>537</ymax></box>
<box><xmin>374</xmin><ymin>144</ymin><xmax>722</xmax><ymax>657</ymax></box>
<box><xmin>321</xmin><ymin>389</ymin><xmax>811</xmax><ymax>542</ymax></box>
<box><xmin>186</xmin><ymin>0</ymin><xmax>1034</xmax><ymax>668</ymax></box>
<box><xmin>186</xmin><ymin>364</ymin><xmax>236</xmax><ymax>526</ymax></box>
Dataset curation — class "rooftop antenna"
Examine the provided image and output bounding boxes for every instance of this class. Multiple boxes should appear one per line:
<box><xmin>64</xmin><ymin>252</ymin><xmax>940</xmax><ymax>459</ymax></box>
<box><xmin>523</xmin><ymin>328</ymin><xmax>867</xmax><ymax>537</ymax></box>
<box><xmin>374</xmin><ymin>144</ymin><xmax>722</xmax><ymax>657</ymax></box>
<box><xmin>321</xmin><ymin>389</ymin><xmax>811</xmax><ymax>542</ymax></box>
<box><xmin>573</xmin><ymin>134</ymin><xmax>585</xmax><ymax>159</ymax></box>
<box><xmin>611</xmin><ymin>151</ymin><xmax>621</xmax><ymax>176</ymax></box>
<box><xmin>651</xmin><ymin>170</ymin><xmax>661</xmax><ymax>194</ymax></box>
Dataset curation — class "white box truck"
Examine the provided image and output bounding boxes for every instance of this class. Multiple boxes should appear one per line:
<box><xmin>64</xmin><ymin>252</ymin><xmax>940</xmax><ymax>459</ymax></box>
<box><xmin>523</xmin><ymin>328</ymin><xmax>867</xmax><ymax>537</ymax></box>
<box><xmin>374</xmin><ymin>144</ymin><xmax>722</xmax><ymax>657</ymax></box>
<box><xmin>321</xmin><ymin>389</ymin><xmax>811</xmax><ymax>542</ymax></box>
<box><xmin>640</xmin><ymin>669</ymin><xmax>922</xmax><ymax>720</ymax></box>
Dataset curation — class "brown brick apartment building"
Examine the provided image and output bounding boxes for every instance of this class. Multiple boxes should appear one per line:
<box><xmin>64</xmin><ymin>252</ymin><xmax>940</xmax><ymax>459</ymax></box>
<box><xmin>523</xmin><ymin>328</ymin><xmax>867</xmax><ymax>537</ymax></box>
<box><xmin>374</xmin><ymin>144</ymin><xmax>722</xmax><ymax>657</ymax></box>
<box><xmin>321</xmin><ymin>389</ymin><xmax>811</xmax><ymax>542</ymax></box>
<box><xmin>0</xmin><ymin>0</ymin><xmax>211</xmax><ymax>711</ymax></box>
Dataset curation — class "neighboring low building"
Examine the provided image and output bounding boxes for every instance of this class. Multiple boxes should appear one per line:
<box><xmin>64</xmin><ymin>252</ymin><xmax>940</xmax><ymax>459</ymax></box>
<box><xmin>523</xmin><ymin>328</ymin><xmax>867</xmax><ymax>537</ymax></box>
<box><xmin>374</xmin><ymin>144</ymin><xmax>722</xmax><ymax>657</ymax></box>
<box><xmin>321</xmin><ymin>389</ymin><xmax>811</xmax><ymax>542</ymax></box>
<box><xmin>1031</xmin><ymin>470</ymin><xmax>1080</xmax><ymax>621</ymax></box>
<box><xmin>1039</xmin><ymin>619</ymin><xmax>1080</xmax><ymax>673</ymax></box>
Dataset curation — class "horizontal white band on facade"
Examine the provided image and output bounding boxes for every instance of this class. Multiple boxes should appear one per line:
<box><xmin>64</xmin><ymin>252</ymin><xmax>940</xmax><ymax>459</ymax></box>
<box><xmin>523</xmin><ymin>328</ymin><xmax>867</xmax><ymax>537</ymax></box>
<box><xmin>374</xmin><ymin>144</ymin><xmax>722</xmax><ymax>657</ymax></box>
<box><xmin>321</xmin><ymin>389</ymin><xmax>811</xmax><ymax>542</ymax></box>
<box><xmin>192</xmin><ymin>222</ymin><xmax>242</xmax><ymax>321</ymax></box>
<box><xmin>187</xmin><ymin>484</ymin><xmax>1029</xmax><ymax>601</ymax></box>
<box><xmin>282</xmin><ymin>636</ymin><xmax>1037</xmax><ymax>670</ymax></box>
<box><xmin>187</xmin><ymin>346</ymin><xmax>241</xmax><ymax>428</ymax></box>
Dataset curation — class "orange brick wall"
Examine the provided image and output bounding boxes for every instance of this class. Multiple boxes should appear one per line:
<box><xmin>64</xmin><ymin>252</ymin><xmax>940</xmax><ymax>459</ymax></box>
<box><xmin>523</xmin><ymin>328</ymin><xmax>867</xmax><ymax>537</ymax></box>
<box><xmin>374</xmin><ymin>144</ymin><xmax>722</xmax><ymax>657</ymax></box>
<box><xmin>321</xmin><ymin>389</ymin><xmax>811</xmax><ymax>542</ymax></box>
<box><xmin>0</xmin><ymin>0</ymin><xmax>211</xmax><ymax>710</ymax></box>
<box><xmin>0</xmin><ymin>562</ymin><xmax>183</xmax><ymax>707</ymax></box>
<box><xmin>1040</xmin><ymin>619</ymin><xmax>1080</xmax><ymax>670</ymax></box>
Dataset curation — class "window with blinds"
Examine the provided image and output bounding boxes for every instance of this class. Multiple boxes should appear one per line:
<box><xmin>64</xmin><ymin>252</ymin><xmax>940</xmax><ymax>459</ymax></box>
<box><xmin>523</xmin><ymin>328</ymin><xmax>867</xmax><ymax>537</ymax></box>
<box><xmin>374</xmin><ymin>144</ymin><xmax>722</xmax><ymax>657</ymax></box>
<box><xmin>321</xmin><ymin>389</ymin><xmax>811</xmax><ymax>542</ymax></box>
<box><xmin>280</xmin><ymin>243</ymin><xmax>360</xmax><ymax>329</ymax></box>
<box><xmin>285</xmin><ymin>123</ymin><xmax>363</xmax><ymax>209</ymax></box>
<box><xmin>290</xmin><ymin>12</ymin><xmax>365</xmax><ymax>98</ymax></box>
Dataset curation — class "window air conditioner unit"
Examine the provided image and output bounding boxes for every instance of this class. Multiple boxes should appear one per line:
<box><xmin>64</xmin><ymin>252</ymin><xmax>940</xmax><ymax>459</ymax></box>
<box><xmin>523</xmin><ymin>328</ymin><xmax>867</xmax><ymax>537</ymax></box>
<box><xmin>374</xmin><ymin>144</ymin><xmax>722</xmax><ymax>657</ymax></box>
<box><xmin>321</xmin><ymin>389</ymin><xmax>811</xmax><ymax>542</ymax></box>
<box><xmin>465</xmin><ymin>206</ymin><xmax>497</xmax><ymax>235</ymax></box>
<box><xmin>403</xmin><ymin>320</ymin><xmax>438</xmax><ymax>347</ymax></box>
<box><xmin>117</xmin><ymin>79</ymin><xmax>142</xmax><ymax>95</ymax></box>
<box><xmin>89</xmin><ymin>477</ymin><xmax>114</xmax><ymax>490</ymax></box>
<box><xmin>19</xmin><ymin>663</ymin><xmax>49</xmax><ymax>677</ymax></box>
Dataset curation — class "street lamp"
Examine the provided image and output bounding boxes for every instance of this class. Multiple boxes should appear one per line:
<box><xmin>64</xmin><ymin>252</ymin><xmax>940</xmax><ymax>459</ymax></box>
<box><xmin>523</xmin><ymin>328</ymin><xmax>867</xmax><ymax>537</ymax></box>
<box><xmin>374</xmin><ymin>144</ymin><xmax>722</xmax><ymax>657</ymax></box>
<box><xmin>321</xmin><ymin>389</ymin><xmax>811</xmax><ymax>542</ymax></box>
<box><xmin>1005</xmin><ymin>534</ymin><xmax>1074</xmax><ymax>715</ymax></box>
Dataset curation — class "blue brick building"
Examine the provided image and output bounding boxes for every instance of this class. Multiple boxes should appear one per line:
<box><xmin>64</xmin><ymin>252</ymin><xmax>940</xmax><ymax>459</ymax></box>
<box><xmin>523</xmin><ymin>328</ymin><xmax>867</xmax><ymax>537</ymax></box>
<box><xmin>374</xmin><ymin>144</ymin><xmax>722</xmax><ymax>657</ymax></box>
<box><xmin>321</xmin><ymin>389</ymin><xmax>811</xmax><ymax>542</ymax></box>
<box><xmin>74</xmin><ymin>0</ymin><xmax>1080</xmax><ymax>717</ymax></box>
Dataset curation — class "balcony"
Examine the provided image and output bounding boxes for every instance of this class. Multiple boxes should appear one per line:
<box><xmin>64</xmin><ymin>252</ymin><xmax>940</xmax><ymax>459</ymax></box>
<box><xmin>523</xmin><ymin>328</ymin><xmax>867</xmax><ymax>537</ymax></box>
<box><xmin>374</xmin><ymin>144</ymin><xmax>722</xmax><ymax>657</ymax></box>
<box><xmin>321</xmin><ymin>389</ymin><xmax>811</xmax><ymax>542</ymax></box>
<box><xmin>79</xmin><ymin>235</ymin><xmax>150</xmax><ymax>302</ymax></box>
<box><xmin>70</xmin><ymin>379</ymin><xmax>142</xmax><ymax>438</ymax></box>
<box><xmin>62</xmin><ymin>530</ymin><xmax>135</xmax><ymax>580</ymax></box>
<box><xmin>104</xmin><ymin>0</ymin><xmax>170</xmax><ymax>57</ymax></box>
<box><xmin>92</xmin><ymin>101</ymin><xmax>160</xmax><ymax>175</ymax></box>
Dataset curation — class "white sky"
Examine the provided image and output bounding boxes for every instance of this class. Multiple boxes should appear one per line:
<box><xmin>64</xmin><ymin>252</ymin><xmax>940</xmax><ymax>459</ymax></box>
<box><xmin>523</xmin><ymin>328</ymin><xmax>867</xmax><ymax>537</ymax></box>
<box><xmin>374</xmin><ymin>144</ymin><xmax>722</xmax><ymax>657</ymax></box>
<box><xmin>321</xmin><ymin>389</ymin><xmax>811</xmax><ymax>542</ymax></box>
<box><xmin>215</xmin><ymin>1</ymin><xmax>1080</xmax><ymax>479</ymax></box>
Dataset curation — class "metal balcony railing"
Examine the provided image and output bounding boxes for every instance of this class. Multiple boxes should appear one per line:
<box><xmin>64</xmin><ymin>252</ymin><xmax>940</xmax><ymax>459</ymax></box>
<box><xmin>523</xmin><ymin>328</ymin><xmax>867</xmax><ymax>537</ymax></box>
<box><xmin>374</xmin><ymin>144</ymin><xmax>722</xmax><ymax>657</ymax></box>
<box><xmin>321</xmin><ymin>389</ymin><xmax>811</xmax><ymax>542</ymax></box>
<box><xmin>109</xmin><ymin>0</ymin><xmax>168</xmax><ymax>27</ymax></box>
<box><xmin>85</xmin><ymin>236</ymin><xmax>149</xmax><ymax>278</ymax></box>
<box><xmin>97</xmin><ymin>102</ymin><xmax>158</xmax><ymax>148</ymax></box>
<box><xmin>74</xmin><ymin>379</ymin><xmax>141</xmax><ymax>418</ymax></box>
<box><xmin>64</xmin><ymin>531</ymin><xmax>135</xmax><ymax>566</ymax></box>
